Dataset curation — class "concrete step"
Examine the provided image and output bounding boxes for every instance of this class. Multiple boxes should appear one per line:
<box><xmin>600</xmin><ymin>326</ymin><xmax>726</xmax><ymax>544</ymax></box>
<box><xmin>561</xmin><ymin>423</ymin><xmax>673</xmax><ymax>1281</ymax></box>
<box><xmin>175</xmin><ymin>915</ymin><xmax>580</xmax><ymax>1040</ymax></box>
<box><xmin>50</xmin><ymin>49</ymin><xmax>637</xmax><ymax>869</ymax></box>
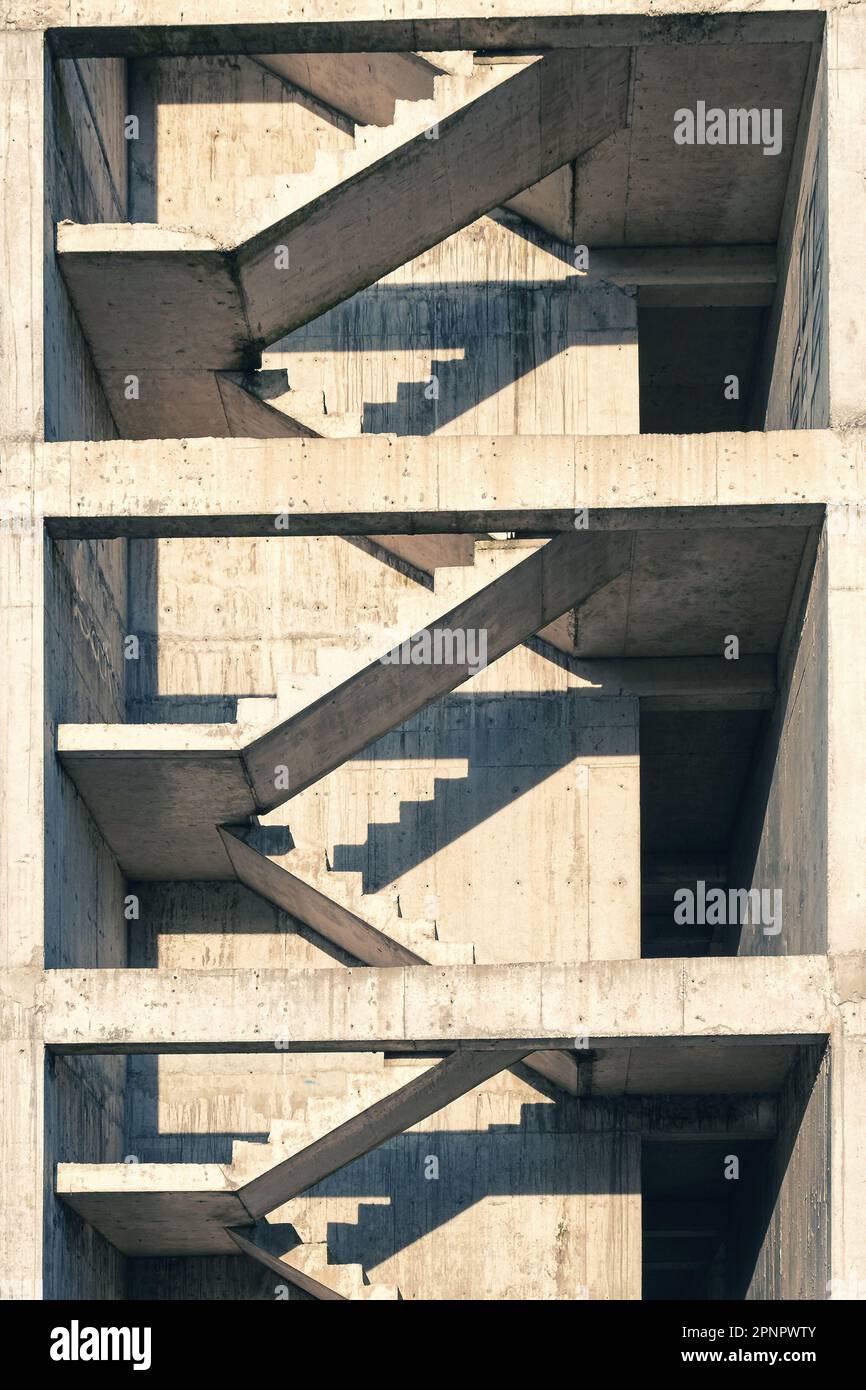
<box><xmin>270</xmin><ymin>846</ymin><xmax>474</xmax><ymax>964</ymax></box>
<box><xmin>236</xmin><ymin>63</ymin><xmax>523</xmax><ymax>235</ymax></box>
<box><xmin>229</xmin><ymin>1065</ymin><xmax>435</xmax><ymax>1175</ymax></box>
<box><xmin>286</xmin><ymin>1243</ymin><xmax>400</xmax><ymax>1300</ymax></box>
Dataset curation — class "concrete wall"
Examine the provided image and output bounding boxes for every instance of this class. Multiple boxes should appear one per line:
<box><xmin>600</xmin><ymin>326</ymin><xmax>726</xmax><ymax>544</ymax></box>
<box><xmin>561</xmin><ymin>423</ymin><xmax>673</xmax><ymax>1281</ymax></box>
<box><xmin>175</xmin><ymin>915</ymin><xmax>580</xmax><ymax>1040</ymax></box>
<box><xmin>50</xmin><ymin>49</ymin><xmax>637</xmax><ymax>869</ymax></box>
<box><xmin>764</xmin><ymin>53</ymin><xmax>828</xmax><ymax>431</ymax></box>
<box><xmin>43</xmin><ymin>535</ymin><xmax>129</xmax><ymax>1297</ymax></box>
<box><xmin>825</xmin><ymin>7</ymin><xmax>866</xmax><ymax>428</ymax></box>
<box><xmin>45</xmin><ymin>56</ymin><xmax>126</xmax><ymax>441</ymax></box>
<box><xmin>41</xmin><ymin>50</ymin><xmax>132</xmax><ymax>1285</ymax></box>
<box><xmin>2</xmin><ymin>34</ymin><xmax>129</xmax><ymax>1302</ymax></box>
<box><xmin>127</xmin><ymin>54</ymin><xmax>354</xmax><ymax>226</ymax></box>
<box><xmin>268</xmin><ymin>213</ymin><xmax>639</xmax><ymax>438</ymax></box>
<box><xmin>826</xmin><ymin>515</ymin><xmax>866</xmax><ymax>1295</ymax></box>
<box><xmin>728</xmin><ymin>527</ymin><xmax>827</xmax><ymax>956</ymax></box>
<box><xmin>741</xmin><ymin>1044</ymin><xmax>829</xmax><ymax>1300</ymax></box>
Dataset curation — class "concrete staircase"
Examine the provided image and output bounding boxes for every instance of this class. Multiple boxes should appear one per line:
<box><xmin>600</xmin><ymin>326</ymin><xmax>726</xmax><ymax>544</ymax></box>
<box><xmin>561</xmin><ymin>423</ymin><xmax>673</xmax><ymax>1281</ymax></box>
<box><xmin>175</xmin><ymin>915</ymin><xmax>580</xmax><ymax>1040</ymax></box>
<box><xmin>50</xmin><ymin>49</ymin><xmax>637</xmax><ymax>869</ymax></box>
<box><xmin>272</xmin><ymin>845</ymin><xmax>475</xmax><ymax>966</ymax></box>
<box><xmin>235</xmin><ymin>58</ymin><xmax>541</xmax><ymax>240</ymax></box>
<box><xmin>226</xmin><ymin>1050</ymin><xmax>482</xmax><ymax>1298</ymax></box>
<box><xmin>277</xmin><ymin>1243</ymin><xmax>401</xmax><ymax>1300</ymax></box>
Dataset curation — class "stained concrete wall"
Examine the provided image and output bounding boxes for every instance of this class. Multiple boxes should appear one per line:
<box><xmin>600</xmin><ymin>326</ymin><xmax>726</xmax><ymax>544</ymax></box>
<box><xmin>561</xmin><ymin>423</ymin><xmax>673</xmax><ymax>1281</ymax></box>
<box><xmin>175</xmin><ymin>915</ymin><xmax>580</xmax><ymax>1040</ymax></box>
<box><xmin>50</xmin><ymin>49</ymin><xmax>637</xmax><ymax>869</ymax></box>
<box><xmin>45</xmin><ymin>56</ymin><xmax>126</xmax><ymax>441</ymax></box>
<box><xmin>728</xmin><ymin>527</ymin><xmax>827</xmax><ymax>956</ymax></box>
<box><xmin>764</xmin><ymin>52</ymin><xmax>828</xmax><ymax>431</ymax></box>
<box><xmin>43</xmin><ymin>535</ymin><xmax>129</xmax><ymax>1297</ymax></box>
<box><xmin>129</xmin><ymin>1256</ymin><xmax>312</xmax><ymax>1300</ymax></box>
<box><xmin>127</xmin><ymin>54</ymin><xmax>354</xmax><ymax>226</ymax></box>
<box><xmin>825</xmin><ymin>7</ymin><xmax>866</xmax><ymax>428</ymax></box>
<box><xmin>741</xmin><ymin>1044</ymin><xmax>829</xmax><ymax>1300</ymax></box>
<box><xmin>826</xmin><ymin>516</ymin><xmax>866</xmax><ymax>1294</ymax></box>
<box><xmin>1</xmin><ymin>32</ymin><xmax>130</xmax><ymax>1302</ymax></box>
<box><xmin>269</xmin><ymin>213</ymin><xmax>639</xmax><ymax>438</ymax></box>
<box><xmin>41</xmin><ymin>51</ymin><xmax>131</xmax><ymax>1283</ymax></box>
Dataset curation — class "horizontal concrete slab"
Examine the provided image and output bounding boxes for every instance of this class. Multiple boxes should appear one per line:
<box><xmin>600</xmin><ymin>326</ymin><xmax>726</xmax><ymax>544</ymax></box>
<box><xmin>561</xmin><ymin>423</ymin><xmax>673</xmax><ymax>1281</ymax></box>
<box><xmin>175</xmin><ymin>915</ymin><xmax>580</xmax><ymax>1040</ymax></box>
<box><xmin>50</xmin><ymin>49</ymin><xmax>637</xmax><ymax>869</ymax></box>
<box><xmin>31</xmin><ymin>430</ymin><xmax>860</xmax><ymax>539</ymax></box>
<box><xmin>50</xmin><ymin>12</ymin><xmax>825</xmax><ymax>61</ymax></box>
<box><xmin>57</xmin><ymin>725</ymin><xmax>255</xmax><ymax>879</ymax></box>
<box><xmin>42</xmin><ymin>956</ymin><xmax>831</xmax><ymax>1053</ymax></box>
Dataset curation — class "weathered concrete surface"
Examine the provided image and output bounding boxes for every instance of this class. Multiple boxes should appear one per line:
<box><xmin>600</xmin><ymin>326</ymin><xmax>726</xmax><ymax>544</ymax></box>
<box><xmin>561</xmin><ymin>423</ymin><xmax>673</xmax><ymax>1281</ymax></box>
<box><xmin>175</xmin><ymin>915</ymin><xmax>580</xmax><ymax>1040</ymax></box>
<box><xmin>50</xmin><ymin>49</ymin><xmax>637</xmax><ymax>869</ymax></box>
<box><xmin>745</xmin><ymin>1044</ymin><xmax>829</xmax><ymax>1298</ymax></box>
<box><xmin>729</xmin><ymin>526</ymin><xmax>827</xmax><ymax>955</ymax></box>
<box><xmin>4</xmin><ymin>11</ymin><xmax>864</xmax><ymax>1304</ymax></box>
<box><xmin>30</xmin><ymin>429</ymin><xmax>864</xmax><ymax>538</ymax></box>
<box><xmin>41</xmin><ymin>956</ymin><xmax>832</xmax><ymax>1053</ymax></box>
<box><xmin>825</xmin><ymin>7</ymin><xmax>866</xmax><ymax>428</ymax></box>
<box><xmin>256</xmin><ymin>51</ymin><xmax>439</xmax><ymax>128</ymax></box>
<box><xmin>244</xmin><ymin>531</ymin><xmax>631</xmax><ymax>808</ymax></box>
<box><xmin>237</xmin><ymin>1049</ymin><xmax>529</xmax><ymax>1218</ymax></box>
<box><xmin>47</xmin><ymin>8</ymin><xmax>826</xmax><ymax>60</ymax></box>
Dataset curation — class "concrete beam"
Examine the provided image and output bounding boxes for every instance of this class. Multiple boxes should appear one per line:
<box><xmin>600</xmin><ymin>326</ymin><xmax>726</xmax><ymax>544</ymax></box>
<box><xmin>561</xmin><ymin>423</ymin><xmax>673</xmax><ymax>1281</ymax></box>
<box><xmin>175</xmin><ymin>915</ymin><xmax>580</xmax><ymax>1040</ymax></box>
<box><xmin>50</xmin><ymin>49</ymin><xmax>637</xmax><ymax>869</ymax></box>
<box><xmin>33</xmin><ymin>430</ymin><xmax>859</xmax><ymax>540</ymax></box>
<box><xmin>588</xmin><ymin>245</ymin><xmax>777</xmax><ymax>293</ymax></box>
<box><xmin>41</xmin><ymin>956</ymin><xmax>833</xmax><ymax>1054</ymax></box>
<box><xmin>571</xmin><ymin>655</ymin><xmax>776</xmax><ymax>710</ymax></box>
<box><xmin>48</xmin><ymin>12</ymin><xmax>825</xmax><ymax>61</ymax></box>
<box><xmin>220</xmin><ymin>827</ymin><xmax>427</xmax><ymax>968</ymax></box>
<box><xmin>242</xmin><ymin>530</ymin><xmax>632</xmax><ymax>808</ymax></box>
<box><xmin>237</xmin><ymin>1049</ymin><xmax>530</xmax><ymax>1218</ymax></box>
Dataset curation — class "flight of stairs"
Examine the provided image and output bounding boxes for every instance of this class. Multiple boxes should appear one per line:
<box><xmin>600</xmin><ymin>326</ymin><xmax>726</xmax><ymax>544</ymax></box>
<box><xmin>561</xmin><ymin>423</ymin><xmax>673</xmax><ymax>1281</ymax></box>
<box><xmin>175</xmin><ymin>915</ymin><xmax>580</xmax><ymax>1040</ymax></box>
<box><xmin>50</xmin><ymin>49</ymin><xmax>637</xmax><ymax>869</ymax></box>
<box><xmin>227</xmin><ymin>1056</ymin><xmax>441</xmax><ymax>1298</ymax></box>
<box><xmin>270</xmin><ymin>845</ymin><xmax>475</xmax><ymax>966</ymax></box>
<box><xmin>278</xmin><ymin>1244</ymin><xmax>401</xmax><ymax>1300</ymax></box>
<box><xmin>235</xmin><ymin>59</ymin><xmax>540</xmax><ymax>239</ymax></box>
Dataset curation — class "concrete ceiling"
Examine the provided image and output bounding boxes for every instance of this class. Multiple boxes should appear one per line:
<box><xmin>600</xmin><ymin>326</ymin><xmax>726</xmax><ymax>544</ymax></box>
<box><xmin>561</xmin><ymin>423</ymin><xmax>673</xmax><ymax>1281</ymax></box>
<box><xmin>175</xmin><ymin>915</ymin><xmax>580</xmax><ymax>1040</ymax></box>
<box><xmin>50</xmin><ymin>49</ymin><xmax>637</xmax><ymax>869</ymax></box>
<box><xmin>574</xmin><ymin>525</ymin><xmax>811</xmax><ymax>658</ymax></box>
<box><xmin>585</xmin><ymin>1042</ymin><xmax>795</xmax><ymax>1097</ymax></box>
<box><xmin>575</xmin><ymin>42</ymin><xmax>813</xmax><ymax>247</ymax></box>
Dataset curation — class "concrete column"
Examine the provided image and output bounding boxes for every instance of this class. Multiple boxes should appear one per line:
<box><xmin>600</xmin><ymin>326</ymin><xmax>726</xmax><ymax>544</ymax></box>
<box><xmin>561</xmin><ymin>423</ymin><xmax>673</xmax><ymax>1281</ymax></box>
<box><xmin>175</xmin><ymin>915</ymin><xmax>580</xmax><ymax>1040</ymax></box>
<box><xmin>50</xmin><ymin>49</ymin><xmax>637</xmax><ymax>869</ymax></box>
<box><xmin>826</xmin><ymin>6</ymin><xmax>866</xmax><ymax>425</ymax></box>
<box><xmin>0</xmin><ymin>29</ymin><xmax>47</xmax><ymax>1300</ymax></box>
<box><xmin>827</xmin><ymin>518</ymin><xmax>866</xmax><ymax>1295</ymax></box>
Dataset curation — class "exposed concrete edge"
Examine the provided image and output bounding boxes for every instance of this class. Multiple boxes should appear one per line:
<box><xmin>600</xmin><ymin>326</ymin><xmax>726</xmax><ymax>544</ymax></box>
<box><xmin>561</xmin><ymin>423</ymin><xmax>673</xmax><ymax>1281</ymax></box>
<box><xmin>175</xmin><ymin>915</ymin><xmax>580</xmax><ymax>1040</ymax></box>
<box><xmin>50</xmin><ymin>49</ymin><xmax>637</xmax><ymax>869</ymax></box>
<box><xmin>46</xmin><ymin>12</ymin><xmax>827</xmax><ymax>62</ymax></box>
<box><xmin>39</xmin><ymin>955</ymin><xmax>834</xmax><ymax>1053</ymax></box>
<box><xmin>220</xmin><ymin>828</ymin><xmax>580</xmax><ymax>1094</ymax></box>
<box><xmin>25</xmin><ymin>429</ymin><xmax>863</xmax><ymax>540</ymax></box>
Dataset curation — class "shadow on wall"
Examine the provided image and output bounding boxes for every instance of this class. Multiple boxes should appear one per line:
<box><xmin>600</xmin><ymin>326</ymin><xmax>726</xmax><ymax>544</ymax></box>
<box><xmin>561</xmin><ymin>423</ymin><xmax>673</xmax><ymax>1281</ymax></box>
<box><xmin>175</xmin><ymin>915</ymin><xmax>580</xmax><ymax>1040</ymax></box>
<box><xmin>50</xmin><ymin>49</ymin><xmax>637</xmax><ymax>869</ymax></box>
<box><xmin>321</xmin><ymin>1118</ymin><xmax>640</xmax><ymax>1272</ymax></box>
<box><xmin>269</xmin><ymin>278</ymin><xmax>635</xmax><ymax>436</ymax></box>
<box><xmin>329</xmin><ymin>690</ymin><xmax>630</xmax><ymax>892</ymax></box>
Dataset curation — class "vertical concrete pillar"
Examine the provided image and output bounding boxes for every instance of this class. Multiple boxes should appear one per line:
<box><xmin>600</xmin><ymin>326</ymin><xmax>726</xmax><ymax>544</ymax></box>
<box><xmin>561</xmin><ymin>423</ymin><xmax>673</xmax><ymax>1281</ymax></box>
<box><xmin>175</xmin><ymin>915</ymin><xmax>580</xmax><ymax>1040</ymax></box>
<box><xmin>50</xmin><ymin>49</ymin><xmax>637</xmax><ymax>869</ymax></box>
<box><xmin>827</xmin><ymin>519</ymin><xmax>866</xmax><ymax>1295</ymax></box>
<box><xmin>826</xmin><ymin>7</ymin><xmax>866</xmax><ymax>426</ymax></box>
<box><xmin>824</xmin><ymin>6</ymin><xmax>866</xmax><ymax>1285</ymax></box>
<box><xmin>0</xmin><ymin>29</ymin><xmax>46</xmax><ymax>1299</ymax></box>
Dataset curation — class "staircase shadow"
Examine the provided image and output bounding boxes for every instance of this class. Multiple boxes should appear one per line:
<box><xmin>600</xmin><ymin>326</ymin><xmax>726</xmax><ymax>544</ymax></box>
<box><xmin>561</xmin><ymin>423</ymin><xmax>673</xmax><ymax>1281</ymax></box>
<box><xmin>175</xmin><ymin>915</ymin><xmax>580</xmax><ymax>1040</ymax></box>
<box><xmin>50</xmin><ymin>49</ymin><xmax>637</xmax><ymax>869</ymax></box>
<box><xmin>307</xmin><ymin>1105</ymin><xmax>640</xmax><ymax>1269</ymax></box>
<box><xmin>331</xmin><ymin>690</ymin><xmax>632</xmax><ymax>892</ymax></box>
<box><xmin>271</xmin><ymin>270</ymin><xmax>633</xmax><ymax>438</ymax></box>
